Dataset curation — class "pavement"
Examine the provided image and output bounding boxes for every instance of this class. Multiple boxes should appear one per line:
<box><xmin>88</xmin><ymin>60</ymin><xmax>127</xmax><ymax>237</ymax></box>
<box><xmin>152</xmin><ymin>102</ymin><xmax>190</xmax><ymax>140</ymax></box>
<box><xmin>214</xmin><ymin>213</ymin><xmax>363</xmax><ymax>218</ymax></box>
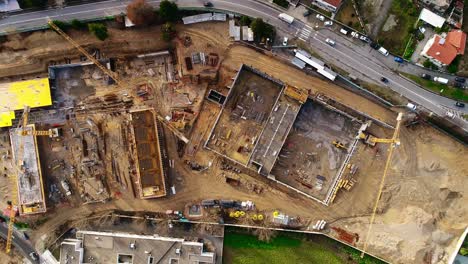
<box><xmin>0</xmin><ymin>0</ymin><xmax>467</xmax><ymax>133</ymax></box>
<box><xmin>0</xmin><ymin>222</ymin><xmax>39</xmax><ymax>263</ymax></box>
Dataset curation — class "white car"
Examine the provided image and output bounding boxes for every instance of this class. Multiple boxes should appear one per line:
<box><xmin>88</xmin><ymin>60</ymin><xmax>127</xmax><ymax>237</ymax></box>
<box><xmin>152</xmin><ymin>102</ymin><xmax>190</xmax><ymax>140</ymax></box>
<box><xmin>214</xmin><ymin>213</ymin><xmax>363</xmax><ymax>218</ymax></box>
<box><xmin>283</xmin><ymin>37</ymin><xmax>288</xmax><ymax>46</ymax></box>
<box><xmin>324</xmin><ymin>21</ymin><xmax>333</xmax><ymax>26</ymax></box>
<box><xmin>316</xmin><ymin>14</ymin><xmax>325</xmax><ymax>21</ymax></box>
<box><xmin>351</xmin><ymin>31</ymin><xmax>359</xmax><ymax>38</ymax></box>
<box><xmin>325</xmin><ymin>38</ymin><xmax>336</xmax><ymax>46</ymax></box>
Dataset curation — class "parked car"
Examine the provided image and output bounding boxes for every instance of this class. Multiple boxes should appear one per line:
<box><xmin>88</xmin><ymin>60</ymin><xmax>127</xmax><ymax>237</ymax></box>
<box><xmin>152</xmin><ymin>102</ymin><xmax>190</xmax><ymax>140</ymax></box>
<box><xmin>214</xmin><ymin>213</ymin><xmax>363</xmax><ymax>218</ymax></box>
<box><xmin>324</xmin><ymin>21</ymin><xmax>333</xmax><ymax>26</ymax></box>
<box><xmin>203</xmin><ymin>1</ymin><xmax>213</xmax><ymax>7</ymax></box>
<box><xmin>406</xmin><ymin>103</ymin><xmax>417</xmax><ymax>110</ymax></box>
<box><xmin>325</xmin><ymin>38</ymin><xmax>336</xmax><ymax>46</ymax></box>
<box><xmin>359</xmin><ymin>35</ymin><xmax>370</xmax><ymax>43</ymax></box>
<box><xmin>350</xmin><ymin>31</ymin><xmax>359</xmax><ymax>38</ymax></box>
<box><xmin>454</xmin><ymin>82</ymin><xmax>464</xmax><ymax>88</ymax></box>
<box><xmin>283</xmin><ymin>37</ymin><xmax>288</xmax><ymax>46</ymax></box>
<box><xmin>303</xmin><ymin>10</ymin><xmax>311</xmax><ymax>17</ymax></box>
<box><xmin>380</xmin><ymin>77</ymin><xmax>389</xmax><ymax>83</ymax></box>
<box><xmin>29</xmin><ymin>252</ymin><xmax>39</xmax><ymax>261</ymax></box>
<box><xmin>394</xmin><ymin>56</ymin><xmax>404</xmax><ymax>63</ymax></box>
<box><xmin>339</xmin><ymin>28</ymin><xmax>348</xmax><ymax>35</ymax></box>
<box><xmin>316</xmin><ymin>14</ymin><xmax>325</xmax><ymax>21</ymax></box>
<box><xmin>421</xmin><ymin>73</ymin><xmax>431</xmax><ymax>80</ymax></box>
<box><xmin>455</xmin><ymin>101</ymin><xmax>465</xmax><ymax>108</ymax></box>
<box><xmin>455</xmin><ymin>76</ymin><xmax>466</xmax><ymax>83</ymax></box>
<box><xmin>370</xmin><ymin>42</ymin><xmax>380</xmax><ymax>50</ymax></box>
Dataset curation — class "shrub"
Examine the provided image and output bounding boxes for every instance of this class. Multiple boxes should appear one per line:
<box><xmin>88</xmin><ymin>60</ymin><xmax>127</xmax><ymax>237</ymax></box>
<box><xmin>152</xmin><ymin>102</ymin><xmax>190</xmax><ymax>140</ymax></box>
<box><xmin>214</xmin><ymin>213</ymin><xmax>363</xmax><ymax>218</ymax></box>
<box><xmin>161</xmin><ymin>22</ymin><xmax>176</xmax><ymax>41</ymax></box>
<box><xmin>272</xmin><ymin>0</ymin><xmax>289</xmax><ymax>8</ymax></box>
<box><xmin>88</xmin><ymin>23</ymin><xmax>108</xmax><ymax>41</ymax></box>
<box><xmin>240</xmin><ymin>16</ymin><xmax>251</xmax><ymax>26</ymax></box>
<box><xmin>17</xmin><ymin>0</ymin><xmax>47</xmax><ymax>9</ymax></box>
<box><xmin>51</xmin><ymin>20</ymin><xmax>70</xmax><ymax>31</ymax></box>
<box><xmin>71</xmin><ymin>19</ymin><xmax>86</xmax><ymax>29</ymax></box>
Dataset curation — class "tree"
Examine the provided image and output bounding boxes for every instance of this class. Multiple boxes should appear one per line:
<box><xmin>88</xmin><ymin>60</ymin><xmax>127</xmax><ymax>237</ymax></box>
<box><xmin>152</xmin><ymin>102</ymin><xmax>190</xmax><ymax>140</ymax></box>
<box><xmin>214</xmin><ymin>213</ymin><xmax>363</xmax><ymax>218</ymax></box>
<box><xmin>161</xmin><ymin>22</ymin><xmax>176</xmax><ymax>42</ymax></box>
<box><xmin>250</xmin><ymin>18</ymin><xmax>275</xmax><ymax>43</ymax></box>
<box><xmin>126</xmin><ymin>0</ymin><xmax>155</xmax><ymax>26</ymax></box>
<box><xmin>17</xmin><ymin>0</ymin><xmax>47</xmax><ymax>9</ymax></box>
<box><xmin>88</xmin><ymin>23</ymin><xmax>109</xmax><ymax>41</ymax></box>
<box><xmin>159</xmin><ymin>0</ymin><xmax>179</xmax><ymax>22</ymax></box>
<box><xmin>51</xmin><ymin>20</ymin><xmax>70</xmax><ymax>31</ymax></box>
<box><xmin>240</xmin><ymin>16</ymin><xmax>251</xmax><ymax>26</ymax></box>
<box><xmin>71</xmin><ymin>19</ymin><xmax>86</xmax><ymax>29</ymax></box>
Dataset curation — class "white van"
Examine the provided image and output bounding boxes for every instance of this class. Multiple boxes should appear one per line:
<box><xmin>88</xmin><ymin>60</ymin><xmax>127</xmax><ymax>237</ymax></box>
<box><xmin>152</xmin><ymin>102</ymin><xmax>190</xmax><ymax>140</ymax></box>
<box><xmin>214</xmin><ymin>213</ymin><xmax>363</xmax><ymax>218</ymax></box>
<box><xmin>378</xmin><ymin>47</ymin><xmax>389</xmax><ymax>56</ymax></box>
<box><xmin>406</xmin><ymin>103</ymin><xmax>417</xmax><ymax>111</ymax></box>
<box><xmin>433</xmin><ymin>77</ymin><xmax>449</xmax><ymax>84</ymax></box>
<box><xmin>340</xmin><ymin>28</ymin><xmax>348</xmax><ymax>35</ymax></box>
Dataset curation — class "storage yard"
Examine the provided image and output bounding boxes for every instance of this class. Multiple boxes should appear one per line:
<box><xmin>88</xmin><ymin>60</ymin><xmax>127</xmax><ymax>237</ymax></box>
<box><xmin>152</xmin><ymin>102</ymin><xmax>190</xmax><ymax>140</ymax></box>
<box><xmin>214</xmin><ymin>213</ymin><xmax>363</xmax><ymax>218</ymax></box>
<box><xmin>0</xmin><ymin>20</ymin><xmax>466</xmax><ymax>264</ymax></box>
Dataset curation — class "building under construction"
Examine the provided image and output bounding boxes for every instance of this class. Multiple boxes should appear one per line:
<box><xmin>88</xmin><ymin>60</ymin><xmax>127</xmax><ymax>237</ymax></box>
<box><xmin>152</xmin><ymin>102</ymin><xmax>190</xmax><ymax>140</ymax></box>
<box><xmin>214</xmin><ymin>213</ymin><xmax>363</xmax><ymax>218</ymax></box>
<box><xmin>9</xmin><ymin>125</ymin><xmax>47</xmax><ymax>215</ymax></box>
<box><xmin>129</xmin><ymin>109</ymin><xmax>167</xmax><ymax>199</ymax></box>
<box><xmin>205</xmin><ymin>65</ymin><xmax>363</xmax><ymax>205</ymax></box>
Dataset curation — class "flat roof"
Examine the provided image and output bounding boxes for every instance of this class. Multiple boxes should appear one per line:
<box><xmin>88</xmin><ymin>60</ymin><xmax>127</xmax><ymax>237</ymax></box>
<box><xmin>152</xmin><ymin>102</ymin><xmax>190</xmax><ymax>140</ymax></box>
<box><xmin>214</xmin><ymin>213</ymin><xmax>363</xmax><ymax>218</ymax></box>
<box><xmin>60</xmin><ymin>231</ymin><xmax>215</xmax><ymax>264</ymax></box>
<box><xmin>0</xmin><ymin>78</ymin><xmax>51</xmax><ymax>127</ymax></box>
<box><xmin>419</xmin><ymin>8</ymin><xmax>446</xmax><ymax>28</ymax></box>
<box><xmin>9</xmin><ymin>125</ymin><xmax>47</xmax><ymax>215</ymax></box>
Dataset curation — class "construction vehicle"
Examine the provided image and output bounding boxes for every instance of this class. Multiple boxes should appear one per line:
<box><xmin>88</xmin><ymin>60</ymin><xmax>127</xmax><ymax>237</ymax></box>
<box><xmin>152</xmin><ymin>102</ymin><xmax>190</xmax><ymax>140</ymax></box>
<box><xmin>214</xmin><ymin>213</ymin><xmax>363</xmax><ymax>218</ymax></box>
<box><xmin>332</xmin><ymin>140</ymin><xmax>348</xmax><ymax>151</ymax></box>
<box><xmin>358</xmin><ymin>131</ymin><xmax>400</xmax><ymax>147</ymax></box>
<box><xmin>361</xmin><ymin>113</ymin><xmax>404</xmax><ymax>258</ymax></box>
<box><xmin>48</xmin><ymin>20</ymin><xmax>189</xmax><ymax>144</ymax></box>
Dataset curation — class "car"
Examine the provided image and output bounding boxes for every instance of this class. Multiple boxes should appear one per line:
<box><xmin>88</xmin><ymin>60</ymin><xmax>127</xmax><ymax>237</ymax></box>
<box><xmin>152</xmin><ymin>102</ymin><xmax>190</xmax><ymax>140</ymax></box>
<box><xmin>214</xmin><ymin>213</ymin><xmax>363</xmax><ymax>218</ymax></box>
<box><xmin>455</xmin><ymin>101</ymin><xmax>465</xmax><ymax>108</ymax></box>
<box><xmin>324</xmin><ymin>21</ymin><xmax>333</xmax><ymax>26</ymax></box>
<box><xmin>380</xmin><ymin>77</ymin><xmax>389</xmax><ymax>83</ymax></box>
<box><xmin>203</xmin><ymin>1</ymin><xmax>213</xmax><ymax>7</ymax></box>
<box><xmin>455</xmin><ymin>76</ymin><xmax>466</xmax><ymax>83</ymax></box>
<box><xmin>454</xmin><ymin>82</ymin><xmax>464</xmax><ymax>88</ymax></box>
<box><xmin>370</xmin><ymin>42</ymin><xmax>380</xmax><ymax>50</ymax></box>
<box><xmin>29</xmin><ymin>252</ymin><xmax>39</xmax><ymax>261</ymax></box>
<box><xmin>303</xmin><ymin>10</ymin><xmax>311</xmax><ymax>17</ymax></box>
<box><xmin>339</xmin><ymin>28</ymin><xmax>348</xmax><ymax>35</ymax></box>
<box><xmin>316</xmin><ymin>14</ymin><xmax>325</xmax><ymax>21</ymax></box>
<box><xmin>394</xmin><ymin>56</ymin><xmax>404</xmax><ymax>63</ymax></box>
<box><xmin>282</xmin><ymin>37</ymin><xmax>288</xmax><ymax>46</ymax></box>
<box><xmin>419</xmin><ymin>27</ymin><xmax>426</xmax><ymax>34</ymax></box>
<box><xmin>406</xmin><ymin>103</ymin><xmax>417</xmax><ymax>110</ymax></box>
<box><xmin>421</xmin><ymin>73</ymin><xmax>431</xmax><ymax>80</ymax></box>
<box><xmin>350</xmin><ymin>31</ymin><xmax>359</xmax><ymax>38</ymax></box>
<box><xmin>325</xmin><ymin>38</ymin><xmax>336</xmax><ymax>46</ymax></box>
<box><xmin>359</xmin><ymin>35</ymin><xmax>370</xmax><ymax>43</ymax></box>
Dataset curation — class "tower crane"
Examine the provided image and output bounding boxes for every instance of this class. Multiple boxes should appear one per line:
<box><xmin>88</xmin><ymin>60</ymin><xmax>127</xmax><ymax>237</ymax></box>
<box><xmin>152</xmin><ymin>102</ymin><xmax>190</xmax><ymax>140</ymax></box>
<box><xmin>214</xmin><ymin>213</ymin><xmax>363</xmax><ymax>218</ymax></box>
<box><xmin>18</xmin><ymin>106</ymin><xmax>60</xmax><ymax>137</ymax></box>
<box><xmin>47</xmin><ymin>20</ymin><xmax>189</xmax><ymax>143</ymax></box>
<box><xmin>360</xmin><ymin>112</ymin><xmax>403</xmax><ymax>258</ymax></box>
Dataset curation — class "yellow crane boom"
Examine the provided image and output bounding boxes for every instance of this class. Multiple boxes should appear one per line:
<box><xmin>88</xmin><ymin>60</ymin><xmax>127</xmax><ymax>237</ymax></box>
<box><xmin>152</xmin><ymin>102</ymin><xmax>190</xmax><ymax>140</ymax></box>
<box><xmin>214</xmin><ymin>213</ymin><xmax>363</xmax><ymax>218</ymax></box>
<box><xmin>48</xmin><ymin>20</ymin><xmax>189</xmax><ymax>143</ymax></box>
<box><xmin>360</xmin><ymin>112</ymin><xmax>403</xmax><ymax>258</ymax></box>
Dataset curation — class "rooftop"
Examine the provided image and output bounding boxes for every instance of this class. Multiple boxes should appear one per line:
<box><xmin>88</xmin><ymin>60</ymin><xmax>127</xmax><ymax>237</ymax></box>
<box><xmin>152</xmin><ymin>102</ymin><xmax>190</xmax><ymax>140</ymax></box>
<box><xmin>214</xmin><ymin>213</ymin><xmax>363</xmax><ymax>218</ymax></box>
<box><xmin>0</xmin><ymin>78</ymin><xmax>51</xmax><ymax>127</ymax></box>
<box><xmin>423</xmin><ymin>30</ymin><xmax>467</xmax><ymax>65</ymax></box>
<box><xmin>60</xmin><ymin>231</ymin><xmax>216</xmax><ymax>264</ymax></box>
<box><xmin>419</xmin><ymin>8</ymin><xmax>446</xmax><ymax>28</ymax></box>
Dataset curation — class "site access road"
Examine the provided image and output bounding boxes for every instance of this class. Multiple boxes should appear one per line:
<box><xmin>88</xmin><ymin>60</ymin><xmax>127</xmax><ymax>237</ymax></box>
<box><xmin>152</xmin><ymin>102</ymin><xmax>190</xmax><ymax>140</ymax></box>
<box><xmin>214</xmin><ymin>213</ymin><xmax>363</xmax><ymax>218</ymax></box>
<box><xmin>0</xmin><ymin>0</ymin><xmax>467</xmax><ymax>131</ymax></box>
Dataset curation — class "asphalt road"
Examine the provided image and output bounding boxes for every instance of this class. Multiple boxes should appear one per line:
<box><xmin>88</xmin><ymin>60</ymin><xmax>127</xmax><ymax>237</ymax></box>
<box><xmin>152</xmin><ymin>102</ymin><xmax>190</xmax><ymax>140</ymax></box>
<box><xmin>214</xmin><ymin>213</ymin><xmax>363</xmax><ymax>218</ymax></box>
<box><xmin>0</xmin><ymin>223</ymin><xmax>39</xmax><ymax>263</ymax></box>
<box><xmin>0</xmin><ymin>0</ymin><xmax>467</xmax><ymax>131</ymax></box>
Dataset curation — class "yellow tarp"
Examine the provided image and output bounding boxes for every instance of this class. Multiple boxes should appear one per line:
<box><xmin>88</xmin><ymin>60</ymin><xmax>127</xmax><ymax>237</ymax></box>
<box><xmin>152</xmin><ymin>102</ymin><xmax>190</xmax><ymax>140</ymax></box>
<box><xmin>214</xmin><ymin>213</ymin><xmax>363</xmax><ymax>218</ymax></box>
<box><xmin>0</xmin><ymin>78</ymin><xmax>51</xmax><ymax>127</ymax></box>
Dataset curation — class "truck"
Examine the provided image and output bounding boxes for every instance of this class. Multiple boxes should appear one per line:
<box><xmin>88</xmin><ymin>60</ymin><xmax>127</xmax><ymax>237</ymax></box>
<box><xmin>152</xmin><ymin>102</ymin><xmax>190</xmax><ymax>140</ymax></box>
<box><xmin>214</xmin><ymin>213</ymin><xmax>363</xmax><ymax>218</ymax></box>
<box><xmin>278</xmin><ymin>13</ymin><xmax>294</xmax><ymax>24</ymax></box>
<box><xmin>433</xmin><ymin>77</ymin><xmax>449</xmax><ymax>84</ymax></box>
<box><xmin>378</xmin><ymin>47</ymin><xmax>389</xmax><ymax>56</ymax></box>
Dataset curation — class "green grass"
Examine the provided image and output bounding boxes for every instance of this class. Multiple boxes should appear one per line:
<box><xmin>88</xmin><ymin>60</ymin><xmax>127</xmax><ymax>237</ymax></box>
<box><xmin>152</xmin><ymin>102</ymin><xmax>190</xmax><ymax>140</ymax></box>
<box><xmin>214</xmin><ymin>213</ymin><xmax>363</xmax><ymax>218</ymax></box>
<box><xmin>224</xmin><ymin>232</ymin><xmax>344</xmax><ymax>264</ymax></box>
<box><xmin>378</xmin><ymin>0</ymin><xmax>418</xmax><ymax>55</ymax></box>
<box><xmin>402</xmin><ymin>73</ymin><xmax>468</xmax><ymax>102</ymax></box>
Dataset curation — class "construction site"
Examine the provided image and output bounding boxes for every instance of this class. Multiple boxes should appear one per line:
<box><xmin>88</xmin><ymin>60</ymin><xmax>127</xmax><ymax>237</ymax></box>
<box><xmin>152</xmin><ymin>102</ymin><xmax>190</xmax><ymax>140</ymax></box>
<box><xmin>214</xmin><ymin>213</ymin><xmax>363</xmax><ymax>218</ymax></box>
<box><xmin>0</xmin><ymin>17</ymin><xmax>466</xmax><ymax>264</ymax></box>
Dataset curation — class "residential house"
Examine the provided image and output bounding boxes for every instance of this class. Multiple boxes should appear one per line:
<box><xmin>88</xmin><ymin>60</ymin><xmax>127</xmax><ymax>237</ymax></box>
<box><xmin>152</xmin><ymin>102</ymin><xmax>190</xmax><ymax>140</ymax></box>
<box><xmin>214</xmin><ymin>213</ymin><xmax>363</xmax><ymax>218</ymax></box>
<box><xmin>311</xmin><ymin>0</ymin><xmax>343</xmax><ymax>13</ymax></box>
<box><xmin>421</xmin><ymin>30</ymin><xmax>467</xmax><ymax>66</ymax></box>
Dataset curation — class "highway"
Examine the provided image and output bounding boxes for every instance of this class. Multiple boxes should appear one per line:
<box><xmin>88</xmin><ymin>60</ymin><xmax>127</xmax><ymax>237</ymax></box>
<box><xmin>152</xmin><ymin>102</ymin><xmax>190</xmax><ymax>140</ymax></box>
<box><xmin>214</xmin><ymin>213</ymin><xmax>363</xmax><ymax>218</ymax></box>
<box><xmin>0</xmin><ymin>0</ymin><xmax>467</xmax><ymax>131</ymax></box>
<box><xmin>0</xmin><ymin>223</ymin><xmax>39</xmax><ymax>263</ymax></box>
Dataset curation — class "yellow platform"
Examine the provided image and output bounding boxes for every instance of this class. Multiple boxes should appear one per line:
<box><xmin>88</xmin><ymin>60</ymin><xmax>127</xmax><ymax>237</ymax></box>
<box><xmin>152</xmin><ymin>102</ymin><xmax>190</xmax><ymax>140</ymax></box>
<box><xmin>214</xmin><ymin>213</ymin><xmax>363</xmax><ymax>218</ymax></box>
<box><xmin>0</xmin><ymin>78</ymin><xmax>51</xmax><ymax>127</ymax></box>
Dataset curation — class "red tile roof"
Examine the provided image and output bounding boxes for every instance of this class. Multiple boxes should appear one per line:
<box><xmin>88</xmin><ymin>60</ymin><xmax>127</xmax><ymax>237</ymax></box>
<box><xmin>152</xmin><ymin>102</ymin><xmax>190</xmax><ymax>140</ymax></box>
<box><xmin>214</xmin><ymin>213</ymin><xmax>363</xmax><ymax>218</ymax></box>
<box><xmin>446</xmin><ymin>30</ymin><xmax>466</xmax><ymax>54</ymax></box>
<box><xmin>426</xmin><ymin>35</ymin><xmax>458</xmax><ymax>65</ymax></box>
<box><xmin>426</xmin><ymin>31</ymin><xmax>466</xmax><ymax>65</ymax></box>
<box><xmin>323</xmin><ymin>0</ymin><xmax>342</xmax><ymax>8</ymax></box>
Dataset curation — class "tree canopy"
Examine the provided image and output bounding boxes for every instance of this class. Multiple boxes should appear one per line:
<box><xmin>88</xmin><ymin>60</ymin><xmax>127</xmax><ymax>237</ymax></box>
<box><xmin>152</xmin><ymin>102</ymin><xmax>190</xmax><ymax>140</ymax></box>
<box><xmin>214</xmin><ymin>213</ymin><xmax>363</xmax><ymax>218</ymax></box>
<box><xmin>250</xmin><ymin>18</ymin><xmax>275</xmax><ymax>42</ymax></box>
<box><xmin>126</xmin><ymin>0</ymin><xmax>155</xmax><ymax>26</ymax></box>
<box><xmin>159</xmin><ymin>0</ymin><xmax>179</xmax><ymax>22</ymax></box>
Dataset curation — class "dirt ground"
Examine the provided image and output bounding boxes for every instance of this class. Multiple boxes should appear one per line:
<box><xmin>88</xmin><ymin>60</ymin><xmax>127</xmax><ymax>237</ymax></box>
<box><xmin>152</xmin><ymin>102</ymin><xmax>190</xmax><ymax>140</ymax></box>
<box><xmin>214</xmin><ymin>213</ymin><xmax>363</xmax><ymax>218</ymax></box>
<box><xmin>0</xmin><ymin>21</ymin><xmax>466</xmax><ymax>264</ymax></box>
